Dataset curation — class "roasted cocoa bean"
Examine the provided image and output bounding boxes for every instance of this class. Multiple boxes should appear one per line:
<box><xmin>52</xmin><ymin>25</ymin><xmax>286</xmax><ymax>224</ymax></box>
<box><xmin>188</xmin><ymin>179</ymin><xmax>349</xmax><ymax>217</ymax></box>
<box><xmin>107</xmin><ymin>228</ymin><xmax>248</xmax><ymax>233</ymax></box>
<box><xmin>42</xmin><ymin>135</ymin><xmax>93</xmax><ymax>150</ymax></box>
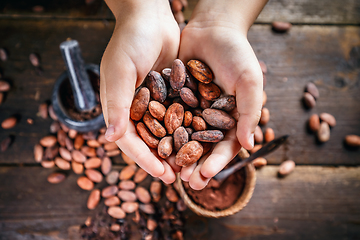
<box><xmin>303</xmin><ymin>92</ymin><xmax>316</xmax><ymax>109</ymax></box>
<box><xmin>102</xmin><ymin>185</ymin><xmax>119</xmax><ymax>198</ymax></box>
<box><xmin>84</xmin><ymin>157</ymin><xmax>102</xmax><ymax>169</ymax></box>
<box><xmin>72</xmin><ymin>161</ymin><xmax>84</xmax><ymax>174</ymax></box>
<box><xmin>345</xmin><ymin>135</ymin><xmax>360</xmax><ymax>147</ymax></box>
<box><xmin>272</xmin><ymin>21</ymin><xmax>292</xmax><ymax>32</ymax></box>
<box><xmin>85</xmin><ymin>169</ymin><xmax>103</xmax><ymax>183</ymax></box>
<box><xmin>121</xmin><ymin>202</ymin><xmax>139</xmax><ymax>213</ymax></box>
<box><xmin>74</xmin><ymin>134</ymin><xmax>84</xmax><ymax>149</ymax></box>
<box><xmin>139</xmin><ymin>203</ymin><xmax>156</xmax><ymax>214</ymax></box>
<box><xmin>108</xmin><ymin>206</ymin><xmax>126</xmax><ymax>219</ymax></box>
<box><xmin>133</xmin><ymin>168</ymin><xmax>148</xmax><ymax>183</ymax></box>
<box><xmin>0</xmin><ymin>80</ymin><xmax>10</xmax><ymax>91</ymax></box>
<box><xmin>165</xmin><ymin>186</ymin><xmax>179</xmax><ymax>202</ymax></box>
<box><xmin>119</xmin><ymin>180</ymin><xmax>136</xmax><ymax>190</ymax></box>
<box><xmin>317</xmin><ymin>122</ymin><xmax>330</xmax><ymax>142</ymax></box>
<box><xmin>305</xmin><ymin>82</ymin><xmax>319</xmax><ymax>99</ymax></box>
<box><xmin>55</xmin><ymin>157</ymin><xmax>71</xmax><ymax>170</ymax></box>
<box><xmin>183</xmin><ymin>111</ymin><xmax>193</xmax><ymax>127</ymax></box>
<box><xmin>104</xmin><ymin>196</ymin><xmax>121</xmax><ymax>207</ymax></box>
<box><xmin>106</xmin><ymin>170</ymin><xmax>120</xmax><ymax>185</ymax></box>
<box><xmin>119</xmin><ymin>165</ymin><xmax>137</xmax><ymax>180</ymax></box>
<box><xmin>68</xmin><ymin>129</ymin><xmax>77</xmax><ymax>139</ymax></box>
<box><xmin>150</xmin><ymin>181</ymin><xmax>162</xmax><ymax>202</ymax></box>
<box><xmin>253</xmin><ymin>157</ymin><xmax>267</xmax><ymax>168</ymax></box>
<box><xmin>254</xmin><ymin>125</ymin><xmax>263</xmax><ymax>143</ymax></box>
<box><xmin>47</xmin><ymin>172</ymin><xmax>66</xmax><ymax>184</ymax></box>
<box><xmin>101</xmin><ymin>156</ymin><xmax>112</xmax><ymax>175</ymax></box>
<box><xmin>34</xmin><ymin>144</ymin><xmax>43</xmax><ymax>162</ymax></box>
<box><xmin>38</xmin><ymin>103</ymin><xmax>48</xmax><ymax>119</ymax></box>
<box><xmin>320</xmin><ymin>113</ymin><xmax>336</xmax><ymax>127</ymax></box>
<box><xmin>71</xmin><ymin>150</ymin><xmax>87</xmax><ymax>163</ymax></box>
<box><xmin>41</xmin><ymin>160</ymin><xmax>55</xmax><ymax>168</ymax></box>
<box><xmin>81</xmin><ymin>146</ymin><xmax>97</xmax><ymax>157</ymax></box>
<box><xmin>87</xmin><ymin>139</ymin><xmax>101</xmax><ymax>148</ymax></box>
<box><xmin>260</xmin><ymin>108</ymin><xmax>270</xmax><ymax>125</ymax></box>
<box><xmin>118</xmin><ymin>190</ymin><xmax>137</xmax><ymax>202</ymax></box>
<box><xmin>264</xmin><ymin>128</ymin><xmax>275</xmax><ymax>142</ymax></box>
<box><xmin>59</xmin><ymin>147</ymin><xmax>72</xmax><ymax>161</ymax></box>
<box><xmin>57</xmin><ymin>129</ymin><xmax>66</xmax><ymax>147</ymax></box>
<box><xmin>161</xmin><ymin>68</ymin><xmax>171</xmax><ymax>81</ymax></box>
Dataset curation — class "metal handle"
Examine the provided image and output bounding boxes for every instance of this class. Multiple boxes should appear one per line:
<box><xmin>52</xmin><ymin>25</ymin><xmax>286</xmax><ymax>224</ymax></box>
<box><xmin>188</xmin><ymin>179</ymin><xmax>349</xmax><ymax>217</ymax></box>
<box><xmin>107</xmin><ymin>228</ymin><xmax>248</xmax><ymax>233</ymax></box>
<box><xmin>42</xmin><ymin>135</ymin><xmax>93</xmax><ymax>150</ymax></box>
<box><xmin>59</xmin><ymin>40</ymin><xmax>96</xmax><ymax>112</ymax></box>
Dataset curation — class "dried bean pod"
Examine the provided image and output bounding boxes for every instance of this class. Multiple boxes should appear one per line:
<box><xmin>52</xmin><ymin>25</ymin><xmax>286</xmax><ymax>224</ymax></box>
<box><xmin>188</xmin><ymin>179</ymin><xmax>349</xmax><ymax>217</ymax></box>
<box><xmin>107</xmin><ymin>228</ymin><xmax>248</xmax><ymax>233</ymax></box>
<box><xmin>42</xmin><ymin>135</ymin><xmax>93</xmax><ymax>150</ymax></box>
<box><xmin>130</xmin><ymin>87</ymin><xmax>150</xmax><ymax>121</ymax></box>
<box><xmin>146</xmin><ymin>71</ymin><xmax>167</xmax><ymax>102</ymax></box>
<box><xmin>202</xmin><ymin>108</ymin><xmax>236</xmax><ymax>130</ymax></box>
<box><xmin>186</xmin><ymin>60</ymin><xmax>213</xmax><ymax>83</ymax></box>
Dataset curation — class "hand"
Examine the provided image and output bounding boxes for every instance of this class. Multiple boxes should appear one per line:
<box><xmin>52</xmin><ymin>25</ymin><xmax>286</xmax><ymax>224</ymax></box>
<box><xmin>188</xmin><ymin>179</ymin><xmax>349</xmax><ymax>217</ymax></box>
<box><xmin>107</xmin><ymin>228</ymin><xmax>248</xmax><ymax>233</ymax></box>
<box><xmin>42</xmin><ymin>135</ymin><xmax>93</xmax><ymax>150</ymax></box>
<box><xmin>178</xmin><ymin>11</ymin><xmax>264</xmax><ymax>189</ymax></box>
<box><xmin>100</xmin><ymin>0</ymin><xmax>180</xmax><ymax>182</ymax></box>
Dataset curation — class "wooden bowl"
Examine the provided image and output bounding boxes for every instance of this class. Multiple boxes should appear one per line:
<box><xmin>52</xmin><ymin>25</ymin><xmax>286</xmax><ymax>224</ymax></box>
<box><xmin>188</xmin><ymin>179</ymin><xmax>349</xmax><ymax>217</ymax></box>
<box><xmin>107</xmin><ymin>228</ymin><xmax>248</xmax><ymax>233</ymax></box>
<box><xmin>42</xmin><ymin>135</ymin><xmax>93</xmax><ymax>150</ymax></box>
<box><xmin>175</xmin><ymin>163</ymin><xmax>256</xmax><ymax>218</ymax></box>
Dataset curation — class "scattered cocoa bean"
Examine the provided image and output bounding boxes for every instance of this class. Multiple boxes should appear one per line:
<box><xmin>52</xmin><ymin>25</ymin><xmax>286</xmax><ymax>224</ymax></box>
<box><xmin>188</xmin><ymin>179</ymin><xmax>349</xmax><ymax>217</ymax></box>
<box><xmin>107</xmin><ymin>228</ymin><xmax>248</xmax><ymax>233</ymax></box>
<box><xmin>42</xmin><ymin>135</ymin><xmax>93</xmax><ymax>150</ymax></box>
<box><xmin>175</xmin><ymin>141</ymin><xmax>203</xmax><ymax>167</ymax></box>
<box><xmin>77</xmin><ymin>176</ymin><xmax>94</xmax><ymax>190</ymax></box>
<box><xmin>191</xmin><ymin>130</ymin><xmax>224</xmax><ymax>143</ymax></box>
<box><xmin>0</xmin><ymin>80</ymin><xmax>10</xmax><ymax>92</ymax></box>
<box><xmin>118</xmin><ymin>190</ymin><xmax>137</xmax><ymax>202</ymax></box>
<box><xmin>278</xmin><ymin>160</ymin><xmax>295</xmax><ymax>176</ymax></box>
<box><xmin>150</xmin><ymin>181</ymin><xmax>162</xmax><ymax>202</ymax></box>
<box><xmin>55</xmin><ymin>157</ymin><xmax>71</xmax><ymax>170</ymax></box>
<box><xmin>254</xmin><ymin>125</ymin><xmax>263</xmax><ymax>143</ymax></box>
<box><xmin>202</xmin><ymin>108</ymin><xmax>236</xmax><ymax>130</ymax></box>
<box><xmin>50</xmin><ymin>121</ymin><xmax>61</xmax><ymax>133</ymax></box>
<box><xmin>317</xmin><ymin>122</ymin><xmax>330</xmax><ymax>142</ymax></box>
<box><xmin>119</xmin><ymin>180</ymin><xmax>136</xmax><ymax>190</ymax></box>
<box><xmin>319</xmin><ymin>113</ymin><xmax>336</xmax><ymax>127</ymax></box>
<box><xmin>264</xmin><ymin>128</ymin><xmax>275</xmax><ymax>143</ymax></box>
<box><xmin>72</xmin><ymin>150</ymin><xmax>87</xmax><ymax>163</ymax></box>
<box><xmin>344</xmin><ymin>135</ymin><xmax>360</xmax><ymax>147</ymax></box>
<box><xmin>104</xmin><ymin>196</ymin><xmax>121</xmax><ymax>207</ymax></box>
<box><xmin>135</xmin><ymin>186</ymin><xmax>151</xmax><ymax>204</ymax></box>
<box><xmin>97</xmin><ymin>133</ymin><xmax>108</xmax><ymax>144</ymax></box>
<box><xmin>102</xmin><ymin>185</ymin><xmax>119</xmax><ymax>198</ymax></box>
<box><xmin>250</xmin><ymin>144</ymin><xmax>262</xmax><ymax>154</ymax></box>
<box><xmin>119</xmin><ymin>165</ymin><xmax>137</xmax><ymax>180</ymax></box>
<box><xmin>34</xmin><ymin>144</ymin><xmax>43</xmax><ymax>162</ymax></box>
<box><xmin>303</xmin><ymin>92</ymin><xmax>316</xmax><ymax>109</ymax></box>
<box><xmin>308</xmin><ymin>114</ymin><xmax>320</xmax><ymax>132</ymax></box>
<box><xmin>38</xmin><ymin>103</ymin><xmax>48</xmax><ymax>119</ymax></box>
<box><xmin>121</xmin><ymin>202</ymin><xmax>139</xmax><ymax>213</ymax></box>
<box><xmin>96</xmin><ymin>147</ymin><xmax>105</xmax><ymax>158</ymax></box>
<box><xmin>85</xmin><ymin>169</ymin><xmax>103</xmax><ymax>183</ymax></box>
<box><xmin>108</xmin><ymin>206</ymin><xmax>126</xmax><ymax>219</ymax></box>
<box><xmin>87</xmin><ymin>189</ymin><xmax>101</xmax><ymax>209</ymax></box>
<box><xmin>29</xmin><ymin>53</ymin><xmax>40</xmax><ymax>67</ymax></box>
<box><xmin>47</xmin><ymin>172</ymin><xmax>66</xmax><ymax>184</ymax></box>
<box><xmin>198</xmin><ymin>82</ymin><xmax>221</xmax><ymax>101</ymax></box>
<box><xmin>158</xmin><ymin>136</ymin><xmax>173</xmax><ymax>159</ymax></box>
<box><xmin>146</xmin><ymin>71</ymin><xmax>167</xmax><ymax>102</ymax></box>
<box><xmin>305</xmin><ymin>82</ymin><xmax>319</xmax><ymax>99</ymax></box>
<box><xmin>106</xmin><ymin>170</ymin><xmax>120</xmax><ymax>185</ymax></box>
<box><xmin>272</xmin><ymin>21</ymin><xmax>292</xmax><ymax>32</ymax></box>
<box><xmin>186</xmin><ymin>59</ymin><xmax>213</xmax><ymax>83</ymax></box>
<box><xmin>41</xmin><ymin>160</ymin><xmax>55</xmax><ymax>168</ymax></box>
<box><xmin>44</xmin><ymin>146</ymin><xmax>59</xmax><ymax>160</ymax></box>
<box><xmin>101</xmin><ymin>156</ymin><xmax>112</xmax><ymax>175</ymax></box>
<box><xmin>252</xmin><ymin>157</ymin><xmax>267</xmax><ymax>168</ymax></box>
<box><xmin>59</xmin><ymin>147</ymin><xmax>72</xmax><ymax>161</ymax></box>
<box><xmin>165</xmin><ymin>186</ymin><xmax>179</xmax><ymax>202</ymax></box>
<box><xmin>170</xmin><ymin>59</ymin><xmax>186</xmax><ymax>90</ymax></box>
<box><xmin>260</xmin><ymin>108</ymin><xmax>270</xmax><ymax>125</ymax></box>
<box><xmin>74</xmin><ymin>134</ymin><xmax>84</xmax><ymax>149</ymax></box>
<box><xmin>87</xmin><ymin>139</ymin><xmax>101</xmax><ymax>148</ymax></box>
<box><xmin>1</xmin><ymin>116</ymin><xmax>17</xmax><ymax>129</ymax></box>
<box><xmin>84</xmin><ymin>157</ymin><xmax>102</xmax><ymax>169</ymax></box>
<box><xmin>71</xmin><ymin>161</ymin><xmax>84</xmax><ymax>174</ymax></box>
<box><xmin>210</xmin><ymin>95</ymin><xmax>236</xmax><ymax>112</ymax></box>
<box><xmin>134</xmin><ymin>168</ymin><xmax>148</xmax><ymax>183</ymax></box>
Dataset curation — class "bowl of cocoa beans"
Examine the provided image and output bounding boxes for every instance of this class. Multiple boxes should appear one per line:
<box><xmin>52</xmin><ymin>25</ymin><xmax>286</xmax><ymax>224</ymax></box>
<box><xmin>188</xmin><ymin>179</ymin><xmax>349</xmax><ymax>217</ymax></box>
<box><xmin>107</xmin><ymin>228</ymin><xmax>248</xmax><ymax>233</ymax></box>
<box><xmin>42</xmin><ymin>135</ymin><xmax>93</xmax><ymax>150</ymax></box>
<box><xmin>130</xmin><ymin>58</ymin><xmax>256</xmax><ymax>218</ymax></box>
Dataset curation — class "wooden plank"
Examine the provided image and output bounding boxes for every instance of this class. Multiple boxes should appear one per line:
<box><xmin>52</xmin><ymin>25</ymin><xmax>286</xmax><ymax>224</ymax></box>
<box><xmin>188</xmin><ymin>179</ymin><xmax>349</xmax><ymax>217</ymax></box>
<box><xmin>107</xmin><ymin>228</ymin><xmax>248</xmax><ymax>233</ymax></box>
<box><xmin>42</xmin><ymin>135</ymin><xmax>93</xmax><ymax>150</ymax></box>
<box><xmin>0</xmin><ymin>166</ymin><xmax>359</xmax><ymax>239</ymax></box>
<box><xmin>0</xmin><ymin>20</ymin><xmax>359</xmax><ymax>165</ymax></box>
<box><xmin>185</xmin><ymin>0</ymin><xmax>360</xmax><ymax>24</ymax></box>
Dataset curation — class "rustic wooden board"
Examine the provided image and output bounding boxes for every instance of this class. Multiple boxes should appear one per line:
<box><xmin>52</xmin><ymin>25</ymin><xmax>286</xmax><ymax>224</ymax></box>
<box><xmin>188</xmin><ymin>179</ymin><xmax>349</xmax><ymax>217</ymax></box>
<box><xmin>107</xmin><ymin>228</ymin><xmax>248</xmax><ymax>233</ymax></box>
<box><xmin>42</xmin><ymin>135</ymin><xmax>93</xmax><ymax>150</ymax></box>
<box><xmin>1</xmin><ymin>20</ymin><xmax>359</xmax><ymax>165</ymax></box>
<box><xmin>0</xmin><ymin>166</ymin><xmax>359</xmax><ymax>239</ymax></box>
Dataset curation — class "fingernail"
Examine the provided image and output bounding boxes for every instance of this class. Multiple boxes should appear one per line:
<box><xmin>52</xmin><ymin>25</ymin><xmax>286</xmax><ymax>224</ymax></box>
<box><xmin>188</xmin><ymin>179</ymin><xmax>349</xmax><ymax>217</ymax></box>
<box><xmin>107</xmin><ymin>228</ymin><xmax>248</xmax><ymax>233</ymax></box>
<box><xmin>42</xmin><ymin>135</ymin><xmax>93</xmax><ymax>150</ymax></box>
<box><xmin>105</xmin><ymin>125</ymin><xmax>115</xmax><ymax>141</ymax></box>
<box><xmin>249</xmin><ymin>133</ymin><xmax>255</xmax><ymax>148</ymax></box>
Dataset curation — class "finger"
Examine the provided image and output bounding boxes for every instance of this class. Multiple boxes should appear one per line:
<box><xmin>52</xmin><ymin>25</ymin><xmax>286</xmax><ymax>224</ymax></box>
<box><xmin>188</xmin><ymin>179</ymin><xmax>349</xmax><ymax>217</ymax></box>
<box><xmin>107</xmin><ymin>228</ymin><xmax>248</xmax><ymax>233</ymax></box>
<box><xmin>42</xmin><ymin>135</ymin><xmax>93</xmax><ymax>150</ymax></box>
<box><xmin>180</xmin><ymin>162</ymin><xmax>197</xmax><ymax>182</ymax></box>
<box><xmin>235</xmin><ymin>69</ymin><xmax>263</xmax><ymax>150</ymax></box>
<box><xmin>101</xmin><ymin>39</ymin><xmax>138</xmax><ymax>143</ymax></box>
<box><xmin>200</xmin><ymin>128</ymin><xmax>241</xmax><ymax>178</ymax></box>
<box><xmin>188</xmin><ymin>157</ymin><xmax>211</xmax><ymax>190</ymax></box>
<box><xmin>158</xmin><ymin>159</ymin><xmax>177</xmax><ymax>184</ymax></box>
<box><xmin>115</xmin><ymin>121</ymin><xmax>164</xmax><ymax>177</ymax></box>
<box><xmin>166</xmin><ymin>154</ymin><xmax>182</xmax><ymax>173</ymax></box>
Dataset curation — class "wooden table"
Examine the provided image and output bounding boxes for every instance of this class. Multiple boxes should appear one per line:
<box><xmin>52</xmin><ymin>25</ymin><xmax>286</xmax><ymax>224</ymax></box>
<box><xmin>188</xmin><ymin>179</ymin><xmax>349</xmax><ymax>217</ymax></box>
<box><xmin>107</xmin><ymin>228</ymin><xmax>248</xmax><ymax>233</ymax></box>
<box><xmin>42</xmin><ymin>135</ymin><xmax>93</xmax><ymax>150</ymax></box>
<box><xmin>0</xmin><ymin>0</ymin><xmax>359</xmax><ymax>239</ymax></box>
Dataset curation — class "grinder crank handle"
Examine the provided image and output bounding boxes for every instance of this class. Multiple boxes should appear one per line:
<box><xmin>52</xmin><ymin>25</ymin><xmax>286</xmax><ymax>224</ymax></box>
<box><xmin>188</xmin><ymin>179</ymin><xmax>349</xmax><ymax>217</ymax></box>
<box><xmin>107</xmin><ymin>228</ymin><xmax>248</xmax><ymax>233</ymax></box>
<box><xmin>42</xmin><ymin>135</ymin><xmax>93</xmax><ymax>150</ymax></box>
<box><xmin>59</xmin><ymin>40</ymin><xmax>97</xmax><ymax>112</ymax></box>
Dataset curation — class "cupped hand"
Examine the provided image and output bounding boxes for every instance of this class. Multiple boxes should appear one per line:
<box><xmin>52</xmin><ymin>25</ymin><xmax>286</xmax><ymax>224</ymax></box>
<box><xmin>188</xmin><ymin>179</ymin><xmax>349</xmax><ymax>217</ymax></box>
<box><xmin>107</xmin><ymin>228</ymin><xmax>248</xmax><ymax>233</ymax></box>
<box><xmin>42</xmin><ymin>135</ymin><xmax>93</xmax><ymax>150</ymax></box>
<box><xmin>100</xmin><ymin>1</ymin><xmax>180</xmax><ymax>181</ymax></box>
<box><xmin>179</xmin><ymin>18</ymin><xmax>264</xmax><ymax>189</ymax></box>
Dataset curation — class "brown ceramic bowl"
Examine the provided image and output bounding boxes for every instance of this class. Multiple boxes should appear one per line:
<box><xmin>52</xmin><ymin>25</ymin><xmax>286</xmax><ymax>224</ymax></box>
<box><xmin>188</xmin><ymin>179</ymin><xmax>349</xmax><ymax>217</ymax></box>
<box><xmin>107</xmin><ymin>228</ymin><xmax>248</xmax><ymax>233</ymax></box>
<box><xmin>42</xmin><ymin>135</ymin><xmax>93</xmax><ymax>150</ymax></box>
<box><xmin>175</xmin><ymin>162</ymin><xmax>256</xmax><ymax>218</ymax></box>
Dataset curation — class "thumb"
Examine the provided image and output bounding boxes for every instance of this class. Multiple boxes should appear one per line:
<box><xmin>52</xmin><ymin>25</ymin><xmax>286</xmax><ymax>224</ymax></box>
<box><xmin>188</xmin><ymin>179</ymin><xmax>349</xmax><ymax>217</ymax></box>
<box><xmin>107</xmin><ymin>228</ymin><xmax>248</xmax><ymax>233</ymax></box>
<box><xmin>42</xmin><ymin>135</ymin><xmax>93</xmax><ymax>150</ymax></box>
<box><xmin>100</xmin><ymin>50</ymin><xmax>138</xmax><ymax>142</ymax></box>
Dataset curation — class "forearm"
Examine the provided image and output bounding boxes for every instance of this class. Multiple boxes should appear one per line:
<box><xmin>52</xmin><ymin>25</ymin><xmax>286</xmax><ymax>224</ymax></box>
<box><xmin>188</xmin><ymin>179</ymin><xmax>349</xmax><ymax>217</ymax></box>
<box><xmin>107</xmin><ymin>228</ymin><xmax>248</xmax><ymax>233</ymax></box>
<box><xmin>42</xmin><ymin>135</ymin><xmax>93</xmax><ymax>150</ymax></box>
<box><xmin>190</xmin><ymin>0</ymin><xmax>268</xmax><ymax>34</ymax></box>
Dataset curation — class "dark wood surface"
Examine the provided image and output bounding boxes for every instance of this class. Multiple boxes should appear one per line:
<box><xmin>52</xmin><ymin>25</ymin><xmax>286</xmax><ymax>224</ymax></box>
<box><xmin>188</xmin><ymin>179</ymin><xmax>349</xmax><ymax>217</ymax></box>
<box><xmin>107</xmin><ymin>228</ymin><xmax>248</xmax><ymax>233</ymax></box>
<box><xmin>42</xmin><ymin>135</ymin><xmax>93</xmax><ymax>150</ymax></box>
<box><xmin>0</xmin><ymin>0</ymin><xmax>360</xmax><ymax>239</ymax></box>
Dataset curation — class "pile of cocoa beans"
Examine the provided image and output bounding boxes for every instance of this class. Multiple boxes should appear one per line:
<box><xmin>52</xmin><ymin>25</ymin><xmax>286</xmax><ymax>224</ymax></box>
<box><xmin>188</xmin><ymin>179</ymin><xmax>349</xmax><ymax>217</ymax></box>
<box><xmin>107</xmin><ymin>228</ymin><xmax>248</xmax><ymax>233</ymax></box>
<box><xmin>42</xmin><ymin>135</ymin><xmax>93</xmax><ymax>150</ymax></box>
<box><xmin>130</xmin><ymin>59</ymin><xmax>236</xmax><ymax>168</ymax></box>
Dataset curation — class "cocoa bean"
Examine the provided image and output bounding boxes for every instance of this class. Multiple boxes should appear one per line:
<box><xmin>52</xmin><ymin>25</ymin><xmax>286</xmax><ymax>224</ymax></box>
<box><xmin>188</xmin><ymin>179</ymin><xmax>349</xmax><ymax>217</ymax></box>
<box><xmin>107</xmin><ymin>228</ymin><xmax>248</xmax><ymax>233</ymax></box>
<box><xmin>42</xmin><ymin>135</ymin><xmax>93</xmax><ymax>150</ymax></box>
<box><xmin>81</xmin><ymin>146</ymin><xmax>97</xmax><ymax>157</ymax></box>
<box><xmin>104</xmin><ymin>196</ymin><xmax>120</xmax><ymax>207</ymax></box>
<box><xmin>34</xmin><ymin>144</ymin><xmax>43</xmax><ymax>162</ymax></box>
<box><xmin>65</xmin><ymin>137</ymin><xmax>74</xmax><ymax>151</ymax></box>
<box><xmin>38</xmin><ymin>103</ymin><xmax>48</xmax><ymax>119</ymax></box>
<box><xmin>59</xmin><ymin>147</ymin><xmax>72</xmax><ymax>161</ymax></box>
<box><xmin>134</xmin><ymin>168</ymin><xmax>148</xmax><ymax>183</ymax></box>
<box><xmin>121</xmin><ymin>202</ymin><xmax>139</xmax><ymax>213</ymax></box>
<box><xmin>77</xmin><ymin>176</ymin><xmax>94</xmax><ymax>190</ymax></box>
<box><xmin>0</xmin><ymin>80</ymin><xmax>10</xmax><ymax>91</ymax></box>
<box><xmin>106</xmin><ymin>170</ymin><xmax>120</xmax><ymax>185</ymax></box>
<box><xmin>87</xmin><ymin>139</ymin><xmax>101</xmax><ymax>148</ymax></box>
<box><xmin>164</xmin><ymin>103</ymin><xmax>184</xmax><ymax>134</ymax></box>
<box><xmin>303</xmin><ymin>92</ymin><xmax>316</xmax><ymax>109</ymax></box>
<box><xmin>130</xmin><ymin>87</ymin><xmax>150</xmax><ymax>121</ymax></box>
<box><xmin>47</xmin><ymin>172</ymin><xmax>66</xmax><ymax>184</ymax></box>
<box><xmin>170</xmin><ymin>59</ymin><xmax>186</xmax><ymax>90</ymax></box>
<box><xmin>136</xmin><ymin>122</ymin><xmax>159</xmax><ymax>149</ymax></box>
<box><xmin>173</xmin><ymin>126</ymin><xmax>189</xmax><ymax>152</ymax></box>
<box><xmin>87</xmin><ymin>189</ymin><xmax>101</xmax><ymax>209</ymax></box>
<box><xmin>27</xmin><ymin>118</ymin><xmax>33</xmax><ymax>124</ymax></box>
<box><xmin>135</xmin><ymin>186</ymin><xmax>151</xmax><ymax>204</ymax></box>
<box><xmin>171</xmin><ymin>0</ymin><xmax>183</xmax><ymax>12</ymax></box>
<box><xmin>317</xmin><ymin>122</ymin><xmax>330</xmax><ymax>142</ymax></box>
<box><xmin>83</xmin><ymin>131</ymin><xmax>96</xmax><ymax>140</ymax></box>
<box><xmin>199</xmin><ymin>95</ymin><xmax>212</xmax><ymax>109</ymax></box>
<box><xmin>139</xmin><ymin>203</ymin><xmax>156</xmax><ymax>214</ymax></box>
<box><xmin>183</xmin><ymin>111</ymin><xmax>193</xmax><ymax>127</ymax></box>
<box><xmin>305</xmin><ymin>82</ymin><xmax>319</xmax><ymax>99</ymax></box>
<box><xmin>148</xmin><ymin>100</ymin><xmax>166</xmax><ymax>121</ymax></box>
<box><xmin>176</xmin><ymin>199</ymin><xmax>187</xmax><ymax>212</ymax></box>
<box><xmin>59</xmin><ymin>122</ymin><xmax>69</xmax><ymax>133</ymax></box>
<box><xmin>185</xmin><ymin>127</ymin><xmax>193</xmax><ymax>136</ymax></box>
<box><xmin>158</xmin><ymin>136</ymin><xmax>173</xmax><ymax>159</ymax></box>
<box><xmin>254</xmin><ymin>125</ymin><xmax>263</xmax><ymax>143</ymax></box>
<box><xmin>175</xmin><ymin>141</ymin><xmax>203</xmax><ymax>167</ymax></box>
<box><xmin>308</xmin><ymin>114</ymin><xmax>320</xmax><ymax>132</ymax></box>
<box><xmin>166</xmin><ymin>187</ymin><xmax>179</xmax><ymax>202</ymax></box>
<box><xmin>180</xmin><ymin>87</ymin><xmax>199</xmax><ymax>108</ymax></box>
<box><xmin>71</xmin><ymin>161</ymin><xmax>84</xmax><ymax>174</ymax></box>
<box><xmin>68</xmin><ymin>129</ymin><xmax>77</xmax><ymax>139</ymax></box>
<box><xmin>252</xmin><ymin>157</ymin><xmax>267</xmax><ymax>168</ymax></box>
<box><xmin>118</xmin><ymin>190</ymin><xmax>137</xmax><ymax>202</ymax></box>
<box><xmin>146</xmin><ymin>71</ymin><xmax>167</xmax><ymax>102</ymax></box>
<box><xmin>210</xmin><ymin>95</ymin><xmax>236</xmax><ymax>112</ymax></box>
<box><xmin>85</xmin><ymin>169</ymin><xmax>103</xmax><ymax>183</ymax></box>
<box><xmin>191</xmin><ymin>130</ymin><xmax>224</xmax><ymax>143</ymax></box>
<box><xmin>71</xmin><ymin>150</ymin><xmax>87</xmax><ymax>163</ymax></box>
<box><xmin>119</xmin><ymin>165</ymin><xmax>137</xmax><ymax>180</ymax></box>
<box><xmin>168</xmin><ymin>88</ymin><xmax>181</xmax><ymax>98</ymax></box>
<box><xmin>264</xmin><ymin>128</ymin><xmax>275</xmax><ymax>143</ymax></box>
<box><xmin>55</xmin><ymin>157</ymin><xmax>71</xmax><ymax>170</ymax></box>
<box><xmin>84</xmin><ymin>157</ymin><xmax>102</xmax><ymax>169</ymax></box>
<box><xmin>1</xmin><ymin>116</ymin><xmax>17</xmax><ymax>129</ymax></box>
<box><xmin>198</xmin><ymin>82</ymin><xmax>221</xmax><ymax>101</ymax></box>
<box><xmin>44</xmin><ymin>146</ymin><xmax>58</xmax><ymax>160</ymax></box>
<box><xmin>344</xmin><ymin>135</ymin><xmax>360</xmax><ymax>147</ymax></box>
<box><xmin>119</xmin><ymin>180</ymin><xmax>136</xmax><ymax>190</ymax></box>
<box><xmin>102</xmin><ymin>185</ymin><xmax>119</xmax><ymax>198</ymax></box>
<box><xmin>106</xmin><ymin>149</ymin><xmax>121</xmax><ymax>157</ymax></box>
<box><xmin>57</xmin><ymin>129</ymin><xmax>67</xmax><ymax>147</ymax></box>
<box><xmin>96</xmin><ymin>147</ymin><xmax>105</xmax><ymax>158</ymax></box>
<box><xmin>250</xmin><ymin>144</ymin><xmax>262</xmax><ymax>154</ymax></box>
<box><xmin>143</xmin><ymin>111</ymin><xmax>166</xmax><ymax>138</ymax></box>
<box><xmin>186</xmin><ymin>59</ymin><xmax>213</xmax><ymax>83</ymax></box>
<box><xmin>185</xmin><ymin>72</ymin><xmax>198</xmax><ymax>92</ymax></box>
<box><xmin>48</xmin><ymin>105</ymin><xmax>58</xmax><ymax>121</ymax></box>
<box><xmin>0</xmin><ymin>48</ymin><xmax>7</xmax><ymax>61</ymax></box>
<box><xmin>103</xmin><ymin>142</ymin><xmax>118</xmax><ymax>151</ymax></box>
<box><xmin>278</xmin><ymin>160</ymin><xmax>295</xmax><ymax>176</ymax></box>
<box><xmin>41</xmin><ymin>160</ymin><xmax>55</xmax><ymax>168</ymax></box>
<box><xmin>262</xmin><ymin>91</ymin><xmax>267</xmax><ymax>106</ymax></box>
<box><xmin>272</xmin><ymin>21</ymin><xmax>292</xmax><ymax>32</ymax></box>
<box><xmin>150</xmin><ymin>181</ymin><xmax>162</xmax><ymax>202</ymax></box>
<box><xmin>161</xmin><ymin>68</ymin><xmax>171</xmax><ymax>81</ymax></box>
<box><xmin>260</xmin><ymin>108</ymin><xmax>270</xmax><ymax>125</ymax></box>
<box><xmin>202</xmin><ymin>108</ymin><xmax>236</xmax><ymax>130</ymax></box>
<box><xmin>74</xmin><ymin>134</ymin><xmax>84</xmax><ymax>149</ymax></box>
<box><xmin>29</xmin><ymin>53</ymin><xmax>40</xmax><ymax>67</ymax></box>
<box><xmin>108</xmin><ymin>206</ymin><xmax>126</xmax><ymax>219</ymax></box>
<box><xmin>147</xmin><ymin>219</ymin><xmax>158</xmax><ymax>231</ymax></box>
<box><xmin>110</xmin><ymin>223</ymin><xmax>121</xmax><ymax>232</ymax></box>
<box><xmin>97</xmin><ymin>133</ymin><xmax>109</xmax><ymax>144</ymax></box>
<box><xmin>192</xmin><ymin>116</ymin><xmax>207</xmax><ymax>131</ymax></box>
<box><xmin>50</xmin><ymin>121</ymin><xmax>60</xmax><ymax>133</ymax></box>
<box><xmin>319</xmin><ymin>113</ymin><xmax>336</xmax><ymax>127</ymax></box>
<box><xmin>101</xmin><ymin>156</ymin><xmax>112</xmax><ymax>175</ymax></box>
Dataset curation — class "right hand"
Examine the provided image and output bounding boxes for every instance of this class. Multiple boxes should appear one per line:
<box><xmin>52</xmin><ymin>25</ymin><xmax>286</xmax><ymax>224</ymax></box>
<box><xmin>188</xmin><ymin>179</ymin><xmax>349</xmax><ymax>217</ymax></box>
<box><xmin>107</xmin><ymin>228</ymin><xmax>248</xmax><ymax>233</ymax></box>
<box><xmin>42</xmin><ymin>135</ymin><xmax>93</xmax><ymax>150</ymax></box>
<box><xmin>100</xmin><ymin>0</ymin><xmax>180</xmax><ymax>182</ymax></box>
